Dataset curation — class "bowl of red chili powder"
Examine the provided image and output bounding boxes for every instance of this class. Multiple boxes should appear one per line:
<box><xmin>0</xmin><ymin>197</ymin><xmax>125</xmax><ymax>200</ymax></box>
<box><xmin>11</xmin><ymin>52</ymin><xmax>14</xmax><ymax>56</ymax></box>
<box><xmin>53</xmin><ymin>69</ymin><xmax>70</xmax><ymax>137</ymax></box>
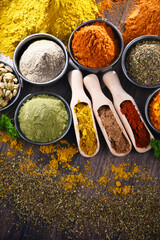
<box><xmin>68</xmin><ymin>19</ymin><xmax>124</xmax><ymax>73</ymax></box>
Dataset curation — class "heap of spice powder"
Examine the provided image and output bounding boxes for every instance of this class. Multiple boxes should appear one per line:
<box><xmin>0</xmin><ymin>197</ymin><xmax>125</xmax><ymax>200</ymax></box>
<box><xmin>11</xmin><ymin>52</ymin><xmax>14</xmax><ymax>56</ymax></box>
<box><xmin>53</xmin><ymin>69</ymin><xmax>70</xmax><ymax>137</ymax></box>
<box><xmin>149</xmin><ymin>90</ymin><xmax>160</xmax><ymax>131</ymax></box>
<box><xmin>74</xmin><ymin>102</ymin><xmax>98</xmax><ymax>156</ymax></box>
<box><xmin>120</xmin><ymin>100</ymin><xmax>150</xmax><ymax>148</ymax></box>
<box><xmin>122</xmin><ymin>0</ymin><xmax>160</xmax><ymax>45</ymax></box>
<box><xmin>126</xmin><ymin>40</ymin><xmax>160</xmax><ymax>86</ymax></box>
<box><xmin>71</xmin><ymin>21</ymin><xmax>119</xmax><ymax>68</ymax></box>
<box><xmin>0</xmin><ymin>0</ymin><xmax>98</xmax><ymax>58</ymax></box>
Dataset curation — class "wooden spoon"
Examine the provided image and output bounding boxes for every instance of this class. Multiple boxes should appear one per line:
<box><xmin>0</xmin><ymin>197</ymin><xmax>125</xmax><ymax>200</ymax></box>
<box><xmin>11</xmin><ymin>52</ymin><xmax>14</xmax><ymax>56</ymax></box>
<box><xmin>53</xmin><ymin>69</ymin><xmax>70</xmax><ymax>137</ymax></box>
<box><xmin>68</xmin><ymin>69</ymin><xmax>100</xmax><ymax>157</ymax></box>
<box><xmin>102</xmin><ymin>71</ymin><xmax>154</xmax><ymax>153</ymax></box>
<box><xmin>83</xmin><ymin>73</ymin><xmax>132</xmax><ymax>156</ymax></box>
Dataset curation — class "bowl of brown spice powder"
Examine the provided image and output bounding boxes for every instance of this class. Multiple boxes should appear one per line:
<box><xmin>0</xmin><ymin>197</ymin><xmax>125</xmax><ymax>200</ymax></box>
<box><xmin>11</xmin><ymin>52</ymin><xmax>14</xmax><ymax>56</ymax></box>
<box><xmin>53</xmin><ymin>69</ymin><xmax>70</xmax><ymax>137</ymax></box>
<box><xmin>68</xmin><ymin>19</ymin><xmax>124</xmax><ymax>73</ymax></box>
<box><xmin>121</xmin><ymin>35</ymin><xmax>160</xmax><ymax>88</ymax></box>
<box><xmin>13</xmin><ymin>33</ymin><xmax>69</xmax><ymax>86</ymax></box>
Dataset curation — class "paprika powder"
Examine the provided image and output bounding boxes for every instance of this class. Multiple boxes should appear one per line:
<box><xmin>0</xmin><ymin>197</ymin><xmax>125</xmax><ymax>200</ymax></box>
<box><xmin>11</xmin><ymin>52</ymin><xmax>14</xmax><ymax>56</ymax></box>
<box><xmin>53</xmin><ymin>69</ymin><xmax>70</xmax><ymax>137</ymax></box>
<box><xmin>120</xmin><ymin>100</ymin><xmax>150</xmax><ymax>148</ymax></box>
<box><xmin>71</xmin><ymin>22</ymin><xmax>119</xmax><ymax>69</ymax></box>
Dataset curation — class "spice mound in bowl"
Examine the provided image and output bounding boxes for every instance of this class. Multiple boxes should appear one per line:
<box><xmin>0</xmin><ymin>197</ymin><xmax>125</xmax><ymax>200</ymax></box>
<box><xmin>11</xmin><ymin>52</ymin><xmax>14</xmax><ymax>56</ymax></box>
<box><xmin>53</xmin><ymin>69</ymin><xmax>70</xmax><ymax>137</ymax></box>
<box><xmin>13</xmin><ymin>33</ymin><xmax>68</xmax><ymax>85</ymax></box>
<box><xmin>121</xmin><ymin>35</ymin><xmax>160</xmax><ymax>88</ymax></box>
<box><xmin>68</xmin><ymin>19</ymin><xmax>124</xmax><ymax>73</ymax></box>
<box><xmin>14</xmin><ymin>92</ymin><xmax>72</xmax><ymax>145</ymax></box>
<box><xmin>145</xmin><ymin>88</ymin><xmax>160</xmax><ymax>135</ymax></box>
<box><xmin>0</xmin><ymin>61</ymin><xmax>22</xmax><ymax>111</ymax></box>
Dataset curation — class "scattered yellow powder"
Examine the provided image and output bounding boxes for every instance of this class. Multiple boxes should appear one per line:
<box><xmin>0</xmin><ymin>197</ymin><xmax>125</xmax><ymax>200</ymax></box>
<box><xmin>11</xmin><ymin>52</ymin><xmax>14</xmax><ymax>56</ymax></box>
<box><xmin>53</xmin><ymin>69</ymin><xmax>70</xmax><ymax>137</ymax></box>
<box><xmin>61</xmin><ymin>173</ymin><xmax>87</xmax><ymax>190</ymax></box>
<box><xmin>6</xmin><ymin>151</ymin><xmax>15</xmax><ymax>157</ymax></box>
<box><xmin>0</xmin><ymin>0</ymin><xmax>98</xmax><ymax>58</ymax></box>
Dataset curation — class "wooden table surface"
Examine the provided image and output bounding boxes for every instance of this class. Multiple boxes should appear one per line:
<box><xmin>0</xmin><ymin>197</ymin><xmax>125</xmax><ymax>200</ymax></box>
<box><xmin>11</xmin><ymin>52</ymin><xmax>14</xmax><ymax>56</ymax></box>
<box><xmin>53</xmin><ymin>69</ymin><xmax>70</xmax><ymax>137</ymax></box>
<box><xmin>0</xmin><ymin>2</ymin><xmax>160</xmax><ymax>239</ymax></box>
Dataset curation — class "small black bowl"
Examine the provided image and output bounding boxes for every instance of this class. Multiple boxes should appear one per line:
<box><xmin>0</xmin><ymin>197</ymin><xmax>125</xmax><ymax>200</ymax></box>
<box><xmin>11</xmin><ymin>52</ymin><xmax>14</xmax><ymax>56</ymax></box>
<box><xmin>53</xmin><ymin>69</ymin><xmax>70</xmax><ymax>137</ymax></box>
<box><xmin>14</xmin><ymin>91</ymin><xmax>72</xmax><ymax>145</ymax></box>
<box><xmin>121</xmin><ymin>35</ymin><xmax>160</xmax><ymax>88</ymax></box>
<box><xmin>68</xmin><ymin>19</ymin><xmax>124</xmax><ymax>73</ymax></box>
<box><xmin>0</xmin><ymin>60</ymin><xmax>22</xmax><ymax>112</ymax></box>
<box><xmin>13</xmin><ymin>33</ymin><xmax>69</xmax><ymax>86</ymax></box>
<box><xmin>145</xmin><ymin>88</ymin><xmax>160</xmax><ymax>134</ymax></box>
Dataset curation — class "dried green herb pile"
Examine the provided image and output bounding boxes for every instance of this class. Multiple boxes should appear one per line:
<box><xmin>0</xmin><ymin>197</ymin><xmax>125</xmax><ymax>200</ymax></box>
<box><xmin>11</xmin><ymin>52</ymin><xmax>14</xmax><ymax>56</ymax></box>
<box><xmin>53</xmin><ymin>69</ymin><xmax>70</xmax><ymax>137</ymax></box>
<box><xmin>126</xmin><ymin>40</ymin><xmax>160</xmax><ymax>86</ymax></box>
<box><xmin>0</xmin><ymin>153</ymin><xmax>160</xmax><ymax>240</ymax></box>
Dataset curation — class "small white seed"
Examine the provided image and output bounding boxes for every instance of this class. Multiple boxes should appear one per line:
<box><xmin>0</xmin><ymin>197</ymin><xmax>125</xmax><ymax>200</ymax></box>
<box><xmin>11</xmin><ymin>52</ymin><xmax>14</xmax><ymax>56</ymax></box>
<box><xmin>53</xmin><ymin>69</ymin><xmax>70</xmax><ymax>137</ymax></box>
<box><xmin>12</xmin><ymin>89</ymin><xmax>18</xmax><ymax>97</ymax></box>
<box><xmin>0</xmin><ymin>63</ymin><xmax>4</xmax><ymax>68</ymax></box>
<box><xmin>4</xmin><ymin>65</ymin><xmax>13</xmax><ymax>72</ymax></box>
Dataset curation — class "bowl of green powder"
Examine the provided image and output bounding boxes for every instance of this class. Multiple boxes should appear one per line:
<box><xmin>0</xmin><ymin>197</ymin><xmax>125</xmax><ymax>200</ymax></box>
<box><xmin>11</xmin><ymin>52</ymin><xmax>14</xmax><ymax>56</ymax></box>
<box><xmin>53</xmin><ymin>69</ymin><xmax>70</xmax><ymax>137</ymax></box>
<box><xmin>121</xmin><ymin>35</ymin><xmax>160</xmax><ymax>88</ymax></box>
<box><xmin>68</xmin><ymin>19</ymin><xmax>124</xmax><ymax>73</ymax></box>
<box><xmin>13</xmin><ymin>33</ymin><xmax>68</xmax><ymax>85</ymax></box>
<box><xmin>14</xmin><ymin>92</ymin><xmax>72</xmax><ymax>145</ymax></box>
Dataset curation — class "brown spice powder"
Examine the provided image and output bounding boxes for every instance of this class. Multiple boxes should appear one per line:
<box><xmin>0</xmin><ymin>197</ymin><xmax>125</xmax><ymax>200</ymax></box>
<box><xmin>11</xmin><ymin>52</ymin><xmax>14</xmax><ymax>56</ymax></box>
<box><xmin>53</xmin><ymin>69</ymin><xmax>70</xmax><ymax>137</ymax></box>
<box><xmin>98</xmin><ymin>105</ymin><xmax>130</xmax><ymax>153</ymax></box>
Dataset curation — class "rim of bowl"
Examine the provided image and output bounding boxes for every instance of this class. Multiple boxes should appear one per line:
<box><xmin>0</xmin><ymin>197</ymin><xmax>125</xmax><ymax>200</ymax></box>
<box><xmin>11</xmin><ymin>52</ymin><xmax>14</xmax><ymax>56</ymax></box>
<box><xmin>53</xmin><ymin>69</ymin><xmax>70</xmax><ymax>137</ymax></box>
<box><xmin>121</xmin><ymin>35</ymin><xmax>160</xmax><ymax>89</ymax></box>
<box><xmin>68</xmin><ymin>19</ymin><xmax>124</xmax><ymax>73</ymax></box>
<box><xmin>13</xmin><ymin>33</ymin><xmax>69</xmax><ymax>86</ymax></box>
<box><xmin>145</xmin><ymin>87</ymin><xmax>160</xmax><ymax>134</ymax></box>
<box><xmin>14</xmin><ymin>91</ymin><xmax>72</xmax><ymax>145</ymax></box>
<box><xmin>0</xmin><ymin>60</ymin><xmax>22</xmax><ymax>112</ymax></box>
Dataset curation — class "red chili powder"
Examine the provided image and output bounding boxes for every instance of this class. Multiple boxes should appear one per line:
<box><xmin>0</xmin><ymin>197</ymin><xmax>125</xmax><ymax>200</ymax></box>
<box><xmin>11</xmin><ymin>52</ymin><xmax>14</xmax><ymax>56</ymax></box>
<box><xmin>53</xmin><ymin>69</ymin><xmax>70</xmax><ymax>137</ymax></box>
<box><xmin>120</xmin><ymin>100</ymin><xmax>150</xmax><ymax>148</ymax></box>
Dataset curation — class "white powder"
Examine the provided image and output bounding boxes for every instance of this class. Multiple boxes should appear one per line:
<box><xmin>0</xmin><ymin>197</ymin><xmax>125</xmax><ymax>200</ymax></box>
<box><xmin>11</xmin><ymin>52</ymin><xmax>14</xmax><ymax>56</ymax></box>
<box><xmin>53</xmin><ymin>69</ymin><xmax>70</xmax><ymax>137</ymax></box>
<box><xmin>19</xmin><ymin>39</ymin><xmax>65</xmax><ymax>83</ymax></box>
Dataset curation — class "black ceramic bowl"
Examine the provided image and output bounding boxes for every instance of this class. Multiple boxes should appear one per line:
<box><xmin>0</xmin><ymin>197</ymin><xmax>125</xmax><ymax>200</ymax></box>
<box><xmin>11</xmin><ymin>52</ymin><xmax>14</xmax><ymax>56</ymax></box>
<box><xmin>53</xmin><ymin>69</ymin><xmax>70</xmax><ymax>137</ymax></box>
<box><xmin>13</xmin><ymin>33</ymin><xmax>69</xmax><ymax>86</ymax></box>
<box><xmin>68</xmin><ymin>19</ymin><xmax>124</xmax><ymax>73</ymax></box>
<box><xmin>0</xmin><ymin>60</ymin><xmax>22</xmax><ymax>112</ymax></box>
<box><xmin>145</xmin><ymin>88</ymin><xmax>160</xmax><ymax>135</ymax></box>
<box><xmin>121</xmin><ymin>35</ymin><xmax>160</xmax><ymax>89</ymax></box>
<box><xmin>14</xmin><ymin>91</ymin><xmax>72</xmax><ymax>145</ymax></box>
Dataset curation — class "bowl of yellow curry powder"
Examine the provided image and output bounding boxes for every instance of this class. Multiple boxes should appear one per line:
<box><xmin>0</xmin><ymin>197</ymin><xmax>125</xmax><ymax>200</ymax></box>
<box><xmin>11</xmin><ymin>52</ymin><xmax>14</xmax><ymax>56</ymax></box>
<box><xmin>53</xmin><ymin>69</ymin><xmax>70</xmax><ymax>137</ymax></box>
<box><xmin>68</xmin><ymin>19</ymin><xmax>124</xmax><ymax>73</ymax></box>
<box><xmin>13</xmin><ymin>33</ymin><xmax>69</xmax><ymax>85</ymax></box>
<box><xmin>14</xmin><ymin>92</ymin><xmax>72</xmax><ymax>145</ymax></box>
<box><xmin>145</xmin><ymin>88</ymin><xmax>160</xmax><ymax>135</ymax></box>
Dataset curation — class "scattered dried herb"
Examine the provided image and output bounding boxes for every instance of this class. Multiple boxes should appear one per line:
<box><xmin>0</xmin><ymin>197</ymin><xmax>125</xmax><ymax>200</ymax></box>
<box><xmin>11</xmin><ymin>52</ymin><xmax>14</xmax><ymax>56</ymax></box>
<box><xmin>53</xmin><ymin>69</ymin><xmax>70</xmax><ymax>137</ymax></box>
<box><xmin>0</xmin><ymin>114</ymin><xmax>20</xmax><ymax>139</ymax></box>
<box><xmin>0</xmin><ymin>131</ymin><xmax>160</xmax><ymax>239</ymax></box>
<box><xmin>126</xmin><ymin>40</ymin><xmax>160</xmax><ymax>86</ymax></box>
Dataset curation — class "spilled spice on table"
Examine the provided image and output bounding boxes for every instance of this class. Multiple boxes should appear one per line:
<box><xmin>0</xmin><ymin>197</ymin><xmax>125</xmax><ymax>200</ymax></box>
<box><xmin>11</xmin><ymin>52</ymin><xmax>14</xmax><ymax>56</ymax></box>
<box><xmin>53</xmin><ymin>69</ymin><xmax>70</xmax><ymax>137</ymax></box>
<box><xmin>0</xmin><ymin>130</ymin><xmax>159</xmax><ymax>239</ymax></box>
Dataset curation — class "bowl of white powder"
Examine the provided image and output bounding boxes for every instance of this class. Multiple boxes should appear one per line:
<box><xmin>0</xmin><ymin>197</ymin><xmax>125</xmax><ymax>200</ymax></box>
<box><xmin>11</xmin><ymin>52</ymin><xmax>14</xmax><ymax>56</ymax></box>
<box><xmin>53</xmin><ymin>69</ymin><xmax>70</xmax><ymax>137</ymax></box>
<box><xmin>13</xmin><ymin>33</ymin><xmax>69</xmax><ymax>85</ymax></box>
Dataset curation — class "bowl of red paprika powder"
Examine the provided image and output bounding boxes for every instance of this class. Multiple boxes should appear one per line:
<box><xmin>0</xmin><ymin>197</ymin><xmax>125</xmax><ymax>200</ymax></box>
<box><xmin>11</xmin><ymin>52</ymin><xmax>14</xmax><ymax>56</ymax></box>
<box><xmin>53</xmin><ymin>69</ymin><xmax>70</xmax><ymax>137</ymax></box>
<box><xmin>68</xmin><ymin>19</ymin><xmax>124</xmax><ymax>73</ymax></box>
<box><xmin>145</xmin><ymin>88</ymin><xmax>160</xmax><ymax>135</ymax></box>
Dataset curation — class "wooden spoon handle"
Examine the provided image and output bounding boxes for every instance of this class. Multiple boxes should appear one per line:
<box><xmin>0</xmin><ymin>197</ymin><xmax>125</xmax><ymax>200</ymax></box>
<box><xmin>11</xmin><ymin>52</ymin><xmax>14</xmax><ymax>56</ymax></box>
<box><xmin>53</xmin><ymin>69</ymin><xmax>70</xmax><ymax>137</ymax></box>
<box><xmin>103</xmin><ymin>71</ymin><xmax>131</xmax><ymax>103</ymax></box>
<box><xmin>84</xmin><ymin>74</ymin><xmax>104</xmax><ymax>97</ymax></box>
<box><xmin>68</xmin><ymin>69</ymin><xmax>84</xmax><ymax>95</ymax></box>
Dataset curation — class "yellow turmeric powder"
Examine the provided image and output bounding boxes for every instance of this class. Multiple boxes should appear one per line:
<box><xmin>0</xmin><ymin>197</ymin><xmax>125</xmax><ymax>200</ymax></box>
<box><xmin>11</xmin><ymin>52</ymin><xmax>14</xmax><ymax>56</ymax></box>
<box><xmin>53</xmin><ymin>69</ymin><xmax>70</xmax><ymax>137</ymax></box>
<box><xmin>0</xmin><ymin>0</ymin><xmax>98</xmax><ymax>58</ymax></box>
<box><xmin>71</xmin><ymin>21</ymin><xmax>119</xmax><ymax>68</ymax></box>
<box><xmin>74</xmin><ymin>102</ymin><xmax>98</xmax><ymax>156</ymax></box>
<box><xmin>149</xmin><ymin>90</ymin><xmax>160</xmax><ymax>131</ymax></box>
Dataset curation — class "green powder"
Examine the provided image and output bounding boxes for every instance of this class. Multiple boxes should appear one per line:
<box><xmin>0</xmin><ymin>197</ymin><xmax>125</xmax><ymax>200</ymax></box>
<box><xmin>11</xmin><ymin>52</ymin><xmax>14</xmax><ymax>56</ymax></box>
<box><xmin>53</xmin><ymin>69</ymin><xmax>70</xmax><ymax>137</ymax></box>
<box><xmin>18</xmin><ymin>94</ymin><xmax>69</xmax><ymax>143</ymax></box>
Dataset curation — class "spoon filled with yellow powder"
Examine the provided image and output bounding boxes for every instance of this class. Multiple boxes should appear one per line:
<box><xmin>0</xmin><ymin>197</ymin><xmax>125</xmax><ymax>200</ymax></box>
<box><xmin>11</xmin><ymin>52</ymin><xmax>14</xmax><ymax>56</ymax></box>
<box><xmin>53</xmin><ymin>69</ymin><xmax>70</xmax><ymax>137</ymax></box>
<box><xmin>68</xmin><ymin>69</ymin><xmax>100</xmax><ymax>157</ymax></box>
